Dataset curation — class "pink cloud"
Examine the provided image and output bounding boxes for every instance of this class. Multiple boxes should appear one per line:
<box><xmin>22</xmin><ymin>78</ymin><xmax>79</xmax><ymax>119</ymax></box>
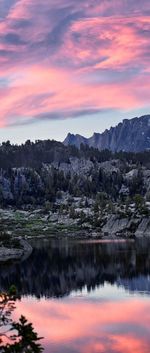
<box><xmin>0</xmin><ymin>0</ymin><xmax>150</xmax><ymax>127</ymax></box>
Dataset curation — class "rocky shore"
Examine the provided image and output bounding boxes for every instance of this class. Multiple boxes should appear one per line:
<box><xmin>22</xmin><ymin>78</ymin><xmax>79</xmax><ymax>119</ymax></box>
<box><xmin>0</xmin><ymin>195</ymin><xmax>149</xmax><ymax>262</ymax></box>
<box><xmin>0</xmin><ymin>239</ymin><xmax>32</xmax><ymax>263</ymax></box>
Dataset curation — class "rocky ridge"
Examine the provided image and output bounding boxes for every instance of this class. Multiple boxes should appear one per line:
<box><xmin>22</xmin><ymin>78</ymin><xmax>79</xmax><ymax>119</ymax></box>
<box><xmin>64</xmin><ymin>115</ymin><xmax>150</xmax><ymax>152</ymax></box>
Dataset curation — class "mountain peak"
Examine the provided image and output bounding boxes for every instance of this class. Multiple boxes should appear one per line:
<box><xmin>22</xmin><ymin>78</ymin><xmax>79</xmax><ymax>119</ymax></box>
<box><xmin>64</xmin><ymin>133</ymin><xmax>87</xmax><ymax>148</ymax></box>
<box><xmin>64</xmin><ymin>114</ymin><xmax>150</xmax><ymax>152</ymax></box>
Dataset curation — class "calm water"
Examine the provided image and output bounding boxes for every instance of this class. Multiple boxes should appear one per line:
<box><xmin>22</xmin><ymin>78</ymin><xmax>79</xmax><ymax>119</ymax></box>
<box><xmin>0</xmin><ymin>238</ymin><xmax>150</xmax><ymax>353</ymax></box>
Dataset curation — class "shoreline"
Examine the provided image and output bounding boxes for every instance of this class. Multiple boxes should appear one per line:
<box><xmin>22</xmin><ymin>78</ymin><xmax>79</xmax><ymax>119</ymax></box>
<box><xmin>0</xmin><ymin>232</ymin><xmax>149</xmax><ymax>263</ymax></box>
<box><xmin>0</xmin><ymin>239</ymin><xmax>32</xmax><ymax>263</ymax></box>
<box><xmin>0</xmin><ymin>206</ymin><xmax>149</xmax><ymax>263</ymax></box>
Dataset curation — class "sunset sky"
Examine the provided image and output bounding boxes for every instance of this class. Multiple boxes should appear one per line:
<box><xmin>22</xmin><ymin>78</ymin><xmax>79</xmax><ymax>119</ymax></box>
<box><xmin>0</xmin><ymin>0</ymin><xmax>150</xmax><ymax>142</ymax></box>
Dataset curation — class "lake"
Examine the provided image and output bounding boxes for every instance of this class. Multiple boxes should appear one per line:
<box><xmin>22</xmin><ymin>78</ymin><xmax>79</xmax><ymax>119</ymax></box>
<box><xmin>0</xmin><ymin>238</ymin><xmax>150</xmax><ymax>353</ymax></box>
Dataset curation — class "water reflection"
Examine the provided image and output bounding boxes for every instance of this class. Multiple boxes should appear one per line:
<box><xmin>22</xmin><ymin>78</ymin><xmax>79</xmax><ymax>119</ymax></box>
<box><xmin>1</xmin><ymin>238</ymin><xmax>150</xmax><ymax>352</ymax></box>
<box><xmin>13</xmin><ymin>290</ymin><xmax>150</xmax><ymax>353</ymax></box>
<box><xmin>0</xmin><ymin>239</ymin><xmax>150</xmax><ymax>297</ymax></box>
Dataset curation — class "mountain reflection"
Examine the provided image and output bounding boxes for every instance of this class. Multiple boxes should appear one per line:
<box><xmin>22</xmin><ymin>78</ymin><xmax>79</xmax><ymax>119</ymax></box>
<box><xmin>0</xmin><ymin>238</ymin><xmax>150</xmax><ymax>297</ymax></box>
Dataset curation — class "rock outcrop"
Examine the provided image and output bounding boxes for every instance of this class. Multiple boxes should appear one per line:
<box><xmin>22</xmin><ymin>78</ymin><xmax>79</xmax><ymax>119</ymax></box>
<box><xmin>135</xmin><ymin>218</ymin><xmax>150</xmax><ymax>237</ymax></box>
<box><xmin>101</xmin><ymin>215</ymin><xmax>150</xmax><ymax>238</ymax></box>
<box><xmin>0</xmin><ymin>239</ymin><xmax>32</xmax><ymax>262</ymax></box>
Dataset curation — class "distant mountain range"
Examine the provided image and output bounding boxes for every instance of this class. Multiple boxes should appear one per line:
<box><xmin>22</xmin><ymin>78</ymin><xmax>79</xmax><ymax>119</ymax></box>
<box><xmin>64</xmin><ymin>115</ymin><xmax>150</xmax><ymax>152</ymax></box>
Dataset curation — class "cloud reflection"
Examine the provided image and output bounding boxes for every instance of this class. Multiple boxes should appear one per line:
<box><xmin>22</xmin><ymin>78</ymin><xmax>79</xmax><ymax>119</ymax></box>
<box><xmin>13</xmin><ymin>294</ymin><xmax>150</xmax><ymax>353</ymax></box>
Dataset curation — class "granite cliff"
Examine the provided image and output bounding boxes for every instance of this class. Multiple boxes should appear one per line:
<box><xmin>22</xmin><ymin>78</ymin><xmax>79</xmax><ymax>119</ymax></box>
<box><xmin>64</xmin><ymin>115</ymin><xmax>150</xmax><ymax>152</ymax></box>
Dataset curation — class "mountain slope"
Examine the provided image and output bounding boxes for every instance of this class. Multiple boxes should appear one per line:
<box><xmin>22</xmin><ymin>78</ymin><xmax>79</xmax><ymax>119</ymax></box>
<box><xmin>64</xmin><ymin>115</ymin><xmax>150</xmax><ymax>152</ymax></box>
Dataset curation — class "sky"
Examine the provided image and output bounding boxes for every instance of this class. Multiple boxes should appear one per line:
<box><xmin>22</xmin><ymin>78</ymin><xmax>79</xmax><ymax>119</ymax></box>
<box><xmin>0</xmin><ymin>0</ymin><xmax>150</xmax><ymax>143</ymax></box>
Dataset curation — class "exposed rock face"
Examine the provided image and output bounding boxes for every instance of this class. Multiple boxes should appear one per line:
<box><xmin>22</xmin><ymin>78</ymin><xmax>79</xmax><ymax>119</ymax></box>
<box><xmin>64</xmin><ymin>115</ymin><xmax>150</xmax><ymax>152</ymax></box>
<box><xmin>102</xmin><ymin>216</ymin><xmax>131</xmax><ymax>235</ymax></box>
<box><xmin>135</xmin><ymin>218</ymin><xmax>150</xmax><ymax>237</ymax></box>
<box><xmin>101</xmin><ymin>215</ymin><xmax>150</xmax><ymax>238</ymax></box>
<box><xmin>51</xmin><ymin>157</ymin><xmax>94</xmax><ymax>176</ymax></box>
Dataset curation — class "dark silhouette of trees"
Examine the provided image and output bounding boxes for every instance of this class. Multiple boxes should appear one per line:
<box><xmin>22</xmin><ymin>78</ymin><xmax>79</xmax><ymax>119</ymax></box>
<box><xmin>0</xmin><ymin>286</ymin><xmax>43</xmax><ymax>353</ymax></box>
